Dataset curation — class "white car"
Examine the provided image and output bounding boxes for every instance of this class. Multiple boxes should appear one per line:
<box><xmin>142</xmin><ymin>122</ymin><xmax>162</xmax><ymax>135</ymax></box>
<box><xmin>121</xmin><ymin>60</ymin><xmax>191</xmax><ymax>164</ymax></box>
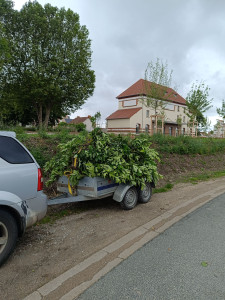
<box><xmin>0</xmin><ymin>131</ymin><xmax>47</xmax><ymax>266</ymax></box>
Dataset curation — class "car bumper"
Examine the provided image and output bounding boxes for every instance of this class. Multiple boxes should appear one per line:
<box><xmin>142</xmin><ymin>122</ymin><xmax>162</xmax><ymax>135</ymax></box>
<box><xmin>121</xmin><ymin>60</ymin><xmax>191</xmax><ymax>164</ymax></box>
<box><xmin>24</xmin><ymin>191</ymin><xmax>47</xmax><ymax>228</ymax></box>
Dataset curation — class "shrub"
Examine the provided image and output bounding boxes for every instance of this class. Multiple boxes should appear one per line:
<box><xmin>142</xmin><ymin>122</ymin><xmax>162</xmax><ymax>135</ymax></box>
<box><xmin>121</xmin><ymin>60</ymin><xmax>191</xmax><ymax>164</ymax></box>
<box><xmin>75</xmin><ymin>123</ymin><xmax>86</xmax><ymax>132</ymax></box>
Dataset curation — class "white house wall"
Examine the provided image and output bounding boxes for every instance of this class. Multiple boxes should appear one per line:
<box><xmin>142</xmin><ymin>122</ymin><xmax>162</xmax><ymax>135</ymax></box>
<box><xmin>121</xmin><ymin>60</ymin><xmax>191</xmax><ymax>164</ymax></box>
<box><xmin>84</xmin><ymin>119</ymin><xmax>93</xmax><ymax>132</ymax></box>
<box><xmin>117</xmin><ymin>97</ymin><xmax>190</xmax><ymax>133</ymax></box>
<box><xmin>107</xmin><ymin>118</ymin><xmax>131</xmax><ymax>133</ymax></box>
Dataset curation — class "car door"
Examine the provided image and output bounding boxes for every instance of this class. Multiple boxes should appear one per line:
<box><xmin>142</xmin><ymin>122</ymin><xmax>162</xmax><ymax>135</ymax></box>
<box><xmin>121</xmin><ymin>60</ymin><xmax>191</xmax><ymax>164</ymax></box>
<box><xmin>0</xmin><ymin>136</ymin><xmax>38</xmax><ymax>201</ymax></box>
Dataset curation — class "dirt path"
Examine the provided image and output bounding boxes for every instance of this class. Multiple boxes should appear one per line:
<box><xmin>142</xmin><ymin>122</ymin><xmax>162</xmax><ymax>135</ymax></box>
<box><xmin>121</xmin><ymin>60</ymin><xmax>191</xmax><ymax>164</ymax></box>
<box><xmin>1</xmin><ymin>177</ymin><xmax>225</xmax><ymax>300</ymax></box>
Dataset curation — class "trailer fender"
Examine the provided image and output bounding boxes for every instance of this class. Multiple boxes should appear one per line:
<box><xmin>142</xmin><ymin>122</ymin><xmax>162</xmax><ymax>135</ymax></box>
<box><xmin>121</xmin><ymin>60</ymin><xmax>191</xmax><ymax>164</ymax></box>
<box><xmin>151</xmin><ymin>181</ymin><xmax>155</xmax><ymax>188</ymax></box>
<box><xmin>113</xmin><ymin>184</ymin><xmax>132</xmax><ymax>203</ymax></box>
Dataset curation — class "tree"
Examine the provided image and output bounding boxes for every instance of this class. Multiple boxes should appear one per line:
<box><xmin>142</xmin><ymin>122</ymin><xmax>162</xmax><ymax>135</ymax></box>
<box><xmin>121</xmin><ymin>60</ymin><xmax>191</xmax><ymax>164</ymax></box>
<box><xmin>143</xmin><ymin>58</ymin><xmax>175</xmax><ymax>115</ymax></box>
<box><xmin>185</xmin><ymin>81</ymin><xmax>212</xmax><ymax>127</ymax></box>
<box><xmin>0</xmin><ymin>1</ymin><xmax>95</xmax><ymax>128</ymax></box>
<box><xmin>90</xmin><ymin>111</ymin><xmax>101</xmax><ymax>128</ymax></box>
<box><xmin>199</xmin><ymin>117</ymin><xmax>211</xmax><ymax>134</ymax></box>
<box><xmin>216</xmin><ymin>99</ymin><xmax>225</xmax><ymax>119</ymax></box>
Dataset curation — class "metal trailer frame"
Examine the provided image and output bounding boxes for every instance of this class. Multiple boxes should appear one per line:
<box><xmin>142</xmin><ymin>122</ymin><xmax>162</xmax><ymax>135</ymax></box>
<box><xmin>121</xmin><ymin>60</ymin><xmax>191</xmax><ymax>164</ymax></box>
<box><xmin>47</xmin><ymin>176</ymin><xmax>132</xmax><ymax>206</ymax></box>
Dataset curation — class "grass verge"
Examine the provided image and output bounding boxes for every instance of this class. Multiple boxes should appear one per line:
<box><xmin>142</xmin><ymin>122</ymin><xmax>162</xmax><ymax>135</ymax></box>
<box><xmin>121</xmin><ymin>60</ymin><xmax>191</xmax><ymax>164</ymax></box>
<box><xmin>181</xmin><ymin>170</ymin><xmax>225</xmax><ymax>184</ymax></box>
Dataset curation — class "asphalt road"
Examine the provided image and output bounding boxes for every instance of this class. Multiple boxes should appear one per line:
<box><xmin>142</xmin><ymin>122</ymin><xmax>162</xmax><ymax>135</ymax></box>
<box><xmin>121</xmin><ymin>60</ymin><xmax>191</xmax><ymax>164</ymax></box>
<box><xmin>77</xmin><ymin>192</ymin><xmax>225</xmax><ymax>300</ymax></box>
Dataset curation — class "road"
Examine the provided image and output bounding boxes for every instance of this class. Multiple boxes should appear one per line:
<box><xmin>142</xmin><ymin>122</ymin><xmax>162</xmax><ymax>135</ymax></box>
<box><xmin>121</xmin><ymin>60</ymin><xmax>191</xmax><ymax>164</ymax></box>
<box><xmin>77</xmin><ymin>192</ymin><xmax>225</xmax><ymax>300</ymax></box>
<box><xmin>21</xmin><ymin>178</ymin><xmax>225</xmax><ymax>300</ymax></box>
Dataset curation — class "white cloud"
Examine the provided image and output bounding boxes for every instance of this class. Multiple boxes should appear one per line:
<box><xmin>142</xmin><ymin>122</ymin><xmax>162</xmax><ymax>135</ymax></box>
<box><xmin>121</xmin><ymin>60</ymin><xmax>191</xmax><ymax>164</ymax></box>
<box><xmin>12</xmin><ymin>0</ymin><xmax>225</xmax><ymax>126</ymax></box>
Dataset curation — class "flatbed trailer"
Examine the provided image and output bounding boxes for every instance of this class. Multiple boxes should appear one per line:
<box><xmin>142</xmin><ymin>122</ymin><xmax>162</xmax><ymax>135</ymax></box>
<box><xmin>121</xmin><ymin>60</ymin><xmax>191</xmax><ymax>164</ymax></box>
<box><xmin>47</xmin><ymin>176</ymin><xmax>154</xmax><ymax>210</ymax></box>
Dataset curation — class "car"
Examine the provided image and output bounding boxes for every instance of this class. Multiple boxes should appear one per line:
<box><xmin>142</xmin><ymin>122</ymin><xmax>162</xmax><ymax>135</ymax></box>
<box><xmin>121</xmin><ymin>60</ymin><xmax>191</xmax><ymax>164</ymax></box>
<box><xmin>0</xmin><ymin>131</ymin><xmax>47</xmax><ymax>266</ymax></box>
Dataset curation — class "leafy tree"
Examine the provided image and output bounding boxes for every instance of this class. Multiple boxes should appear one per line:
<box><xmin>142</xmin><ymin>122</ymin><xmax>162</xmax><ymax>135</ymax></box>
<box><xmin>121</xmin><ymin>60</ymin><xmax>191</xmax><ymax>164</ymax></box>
<box><xmin>90</xmin><ymin>111</ymin><xmax>101</xmax><ymax>128</ymax></box>
<box><xmin>199</xmin><ymin>117</ymin><xmax>211</xmax><ymax>134</ymax></box>
<box><xmin>143</xmin><ymin>58</ymin><xmax>175</xmax><ymax>115</ymax></box>
<box><xmin>0</xmin><ymin>1</ymin><xmax>95</xmax><ymax>128</ymax></box>
<box><xmin>216</xmin><ymin>99</ymin><xmax>225</xmax><ymax>119</ymax></box>
<box><xmin>185</xmin><ymin>81</ymin><xmax>212</xmax><ymax>127</ymax></box>
<box><xmin>0</xmin><ymin>0</ymin><xmax>13</xmax><ymax>118</ymax></box>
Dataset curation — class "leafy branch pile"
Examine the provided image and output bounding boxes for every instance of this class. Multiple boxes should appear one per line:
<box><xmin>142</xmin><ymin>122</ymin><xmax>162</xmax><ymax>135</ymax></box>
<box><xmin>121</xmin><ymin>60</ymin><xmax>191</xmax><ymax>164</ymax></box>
<box><xmin>44</xmin><ymin>128</ymin><xmax>161</xmax><ymax>188</ymax></box>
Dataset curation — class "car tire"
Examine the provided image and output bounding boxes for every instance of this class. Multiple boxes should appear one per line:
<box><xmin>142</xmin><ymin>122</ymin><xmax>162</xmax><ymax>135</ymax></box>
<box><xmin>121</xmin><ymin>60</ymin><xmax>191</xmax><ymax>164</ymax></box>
<box><xmin>120</xmin><ymin>187</ymin><xmax>138</xmax><ymax>210</ymax></box>
<box><xmin>0</xmin><ymin>210</ymin><xmax>18</xmax><ymax>267</ymax></box>
<box><xmin>138</xmin><ymin>183</ymin><xmax>152</xmax><ymax>204</ymax></box>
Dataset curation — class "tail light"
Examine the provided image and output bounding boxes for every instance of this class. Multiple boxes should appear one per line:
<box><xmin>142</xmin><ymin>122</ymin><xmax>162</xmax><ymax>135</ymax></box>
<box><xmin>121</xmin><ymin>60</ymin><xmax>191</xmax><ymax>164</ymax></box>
<box><xmin>38</xmin><ymin>168</ymin><xmax>44</xmax><ymax>191</ymax></box>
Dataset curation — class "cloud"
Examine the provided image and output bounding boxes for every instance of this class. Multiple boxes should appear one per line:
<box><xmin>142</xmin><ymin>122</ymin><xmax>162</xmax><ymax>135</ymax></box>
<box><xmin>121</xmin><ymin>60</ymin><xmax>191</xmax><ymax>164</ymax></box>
<box><xmin>12</xmin><ymin>0</ymin><xmax>225</xmax><ymax>127</ymax></box>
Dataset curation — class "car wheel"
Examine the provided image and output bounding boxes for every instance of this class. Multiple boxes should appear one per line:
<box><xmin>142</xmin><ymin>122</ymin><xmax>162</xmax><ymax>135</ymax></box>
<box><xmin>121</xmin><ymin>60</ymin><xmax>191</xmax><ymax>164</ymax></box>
<box><xmin>0</xmin><ymin>210</ymin><xmax>18</xmax><ymax>267</ymax></box>
<box><xmin>120</xmin><ymin>187</ymin><xmax>138</xmax><ymax>210</ymax></box>
<box><xmin>138</xmin><ymin>183</ymin><xmax>152</xmax><ymax>203</ymax></box>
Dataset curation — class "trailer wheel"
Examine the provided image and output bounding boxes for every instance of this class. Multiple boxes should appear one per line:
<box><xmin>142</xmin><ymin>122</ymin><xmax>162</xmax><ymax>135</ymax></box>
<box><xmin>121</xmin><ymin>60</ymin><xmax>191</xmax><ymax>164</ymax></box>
<box><xmin>120</xmin><ymin>187</ymin><xmax>138</xmax><ymax>210</ymax></box>
<box><xmin>0</xmin><ymin>210</ymin><xmax>18</xmax><ymax>266</ymax></box>
<box><xmin>138</xmin><ymin>183</ymin><xmax>152</xmax><ymax>204</ymax></box>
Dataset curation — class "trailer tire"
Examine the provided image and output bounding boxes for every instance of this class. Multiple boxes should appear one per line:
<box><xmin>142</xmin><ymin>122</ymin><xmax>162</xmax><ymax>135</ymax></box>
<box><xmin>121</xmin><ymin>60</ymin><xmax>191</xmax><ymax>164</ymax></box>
<box><xmin>0</xmin><ymin>210</ymin><xmax>18</xmax><ymax>267</ymax></box>
<box><xmin>120</xmin><ymin>187</ymin><xmax>138</xmax><ymax>210</ymax></box>
<box><xmin>138</xmin><ymin>183</ymin><xmax>152</xmax><ymax>204</ymax></box>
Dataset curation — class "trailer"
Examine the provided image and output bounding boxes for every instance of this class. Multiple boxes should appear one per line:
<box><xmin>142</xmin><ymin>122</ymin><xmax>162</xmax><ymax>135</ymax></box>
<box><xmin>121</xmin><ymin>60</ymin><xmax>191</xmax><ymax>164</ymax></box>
<box><xmin>47</xmin><ymin>176</ymin><xmax>154</xmax><ymax>210</ymax></box>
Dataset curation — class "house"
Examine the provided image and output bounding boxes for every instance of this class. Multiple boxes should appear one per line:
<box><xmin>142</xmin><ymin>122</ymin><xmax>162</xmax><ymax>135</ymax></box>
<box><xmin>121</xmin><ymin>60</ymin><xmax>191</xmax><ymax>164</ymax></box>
<box><xmin>213</xmin><ymin>119</ymin><xmax>225</xmax><ymax>138</ymax></box>
<box><xmin>59</xmin><ymin>115</ymin><xmax>73</xmax><ymax>124</ymax></box>
<box><xmin>106</xmin><ymin>79</ymin><xmax>190</xmax><ymax>136</ymax></box>
<box><xmin>70</xmin><ymin>116</ymin><xmax>93</xmax><ymax>132</ymax></box>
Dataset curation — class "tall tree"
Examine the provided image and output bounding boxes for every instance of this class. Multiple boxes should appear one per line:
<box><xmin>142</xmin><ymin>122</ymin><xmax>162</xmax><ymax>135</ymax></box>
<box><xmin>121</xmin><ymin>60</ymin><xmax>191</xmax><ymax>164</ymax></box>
<box><xmin>90</xmin><ymin>111</ymin><xmax>101</xmax><ymax>128</ymax></box>
<box><xmin>186</xmin><ymin>81</ymin><xmax>212</xmax><ymax>127</ymax></box>
<box><xmin>0</xmin><ymin>1</ymin><xmax>95</xmax><ymax>128</ymax></box>
<box><xmin>143</xmin><ymin>58</ymin><xmax>174</xmax><ymax>115</ymax></box>
<box><xmin>216</xmin><ymin>99</ymin><xmax>225</xmax><ymax>119</ymax></box>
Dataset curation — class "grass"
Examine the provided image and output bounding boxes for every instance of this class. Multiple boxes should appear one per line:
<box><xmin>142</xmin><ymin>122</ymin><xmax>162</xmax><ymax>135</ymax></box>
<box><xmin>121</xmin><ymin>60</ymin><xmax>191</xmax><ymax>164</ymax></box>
<box><xmin>139</xmin><ymin>133</ymin><xmax>225</xmax><ymax>155</ymax></box>
<box><xmin>154</xmin><ymin>170</ymin><xmax>225</xmax><ymax>193</ymax></box>
<box><xmin>153</xmin><ymin>183</ymin><xmax>174</xmax><ymax>193</ymax></box>
<box><xmin>181</xmin><ymin>170</ymin><xmax>225</xmax><ymax>184</ymax></box>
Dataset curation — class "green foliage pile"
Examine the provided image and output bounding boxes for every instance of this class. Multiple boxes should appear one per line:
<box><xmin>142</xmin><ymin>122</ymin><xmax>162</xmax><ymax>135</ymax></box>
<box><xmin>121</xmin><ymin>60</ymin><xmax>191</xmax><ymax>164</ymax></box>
<box><xmin>44</xmin><ymin>129</ymin><xmax>161</xmax><ymax>188</ymax></box>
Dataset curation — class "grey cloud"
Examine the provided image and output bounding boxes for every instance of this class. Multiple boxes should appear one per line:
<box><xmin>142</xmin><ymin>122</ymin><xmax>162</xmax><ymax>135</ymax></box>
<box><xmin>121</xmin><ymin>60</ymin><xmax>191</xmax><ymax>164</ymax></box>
<box><xmin>15</xmin><ymin>0</ymin><xmax>225</xmax><ymax>125</ymax></box>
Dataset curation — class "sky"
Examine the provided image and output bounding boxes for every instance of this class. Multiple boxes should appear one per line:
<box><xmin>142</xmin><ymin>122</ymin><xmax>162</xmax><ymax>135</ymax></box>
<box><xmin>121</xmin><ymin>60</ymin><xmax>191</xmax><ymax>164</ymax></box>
<box><xmin>13</xmin><ymin>0</ymin><xmax>225</xmax><ymax>128</ymax></box>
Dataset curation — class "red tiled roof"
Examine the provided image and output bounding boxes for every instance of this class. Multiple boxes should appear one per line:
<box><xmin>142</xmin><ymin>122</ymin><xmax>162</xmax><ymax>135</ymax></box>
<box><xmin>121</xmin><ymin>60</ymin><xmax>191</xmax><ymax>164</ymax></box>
<box><xmin>70</xmin><ymin>117</ymin><xmax>89</xmax><ymax>124</ymax></box>
<box><xmin>106</xmin><ymin>107</ymin><xmax>142</xmax><ymax>120</ymax></box>
<box><xmin>117</xmin><ymin>79</ymin><xmax>186</xmax><ymax>105</ymax></box>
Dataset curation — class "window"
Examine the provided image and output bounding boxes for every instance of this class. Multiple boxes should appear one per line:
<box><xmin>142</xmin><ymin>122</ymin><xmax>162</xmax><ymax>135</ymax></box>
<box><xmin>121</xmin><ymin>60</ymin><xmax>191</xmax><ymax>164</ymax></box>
<box><xmin>146</xmin><ymin>110</ymin><xmax>149</xmax><ymax>118</ymax></box>
<box><xmin>165</xmin><ymin>103</ymin><xmax>174</xmax><ymax>110</ymax></box>
<box><xmin>0</xmin><ymin>136</ymin><xmax>34</xmax><ymax>164</ymax></box>
<box><xmin>183</xmin><ymin>107</ymin><xmax>186</xmax><ymax>113</ymax></box>
<box><xmin>183</xmin><ymin>116</ymin><xmax>185</xmax><ymax>122</ymax></box>
<box><xmin>177</xmin><ymin>106</ymin><xmax>180</xmax><ymax>112</ymax></box>
<box><xmin>123</xmin><ymin>100</ymin><xmax>137</xmax><ymax>107</ymax></box>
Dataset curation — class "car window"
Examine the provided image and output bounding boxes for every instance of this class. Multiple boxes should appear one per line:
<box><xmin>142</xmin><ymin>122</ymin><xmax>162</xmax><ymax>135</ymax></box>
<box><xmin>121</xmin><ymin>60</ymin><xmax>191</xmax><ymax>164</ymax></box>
<box><xmin>0</xmin><ymin>136</ymin><xmax>34</xmax><ymax>164</ymax></box>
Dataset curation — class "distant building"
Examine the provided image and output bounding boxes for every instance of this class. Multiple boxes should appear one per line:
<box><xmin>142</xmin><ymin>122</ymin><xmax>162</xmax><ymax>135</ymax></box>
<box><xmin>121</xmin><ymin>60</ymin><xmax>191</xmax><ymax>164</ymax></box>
<box><xmin>59</xmin><ymin>115</ymin><xmax>73</xmax><ymax>124</ymax></box>
<box><xmin>214</xmin><ymin>119</ymin><xmax>225</xmax><ymax>138</ymax></box>
<box><xmin>106</xmin><ymin>79</ymin><xmax>190</xmax><ymax>136</ymax></box>
<box><xmin>70</xmin><ymin>116</ymin><xmax>93</xmax><ymax>132</ymax></box>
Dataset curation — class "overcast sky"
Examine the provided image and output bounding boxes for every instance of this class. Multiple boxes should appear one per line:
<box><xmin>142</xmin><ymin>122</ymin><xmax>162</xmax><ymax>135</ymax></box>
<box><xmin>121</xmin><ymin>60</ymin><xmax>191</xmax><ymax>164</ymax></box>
<box><xmin>13</xmin><ymin>0</ymin><xmax>225</xmax><ymax>127</ymax></box>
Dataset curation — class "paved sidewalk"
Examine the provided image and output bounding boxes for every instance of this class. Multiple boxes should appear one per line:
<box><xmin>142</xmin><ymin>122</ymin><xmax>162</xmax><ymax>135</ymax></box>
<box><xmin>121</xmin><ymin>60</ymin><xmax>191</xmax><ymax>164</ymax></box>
<box><xmin>77</xmin><ymin>193</ymin><xmax>225</xmax><ymax>300</ymax></box>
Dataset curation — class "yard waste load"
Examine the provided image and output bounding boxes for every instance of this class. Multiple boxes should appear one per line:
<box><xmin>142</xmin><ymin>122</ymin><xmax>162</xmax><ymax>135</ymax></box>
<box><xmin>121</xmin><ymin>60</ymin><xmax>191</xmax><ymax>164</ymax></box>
<box><xmin>44</xmin><ymin>128</ymin><xmax>161</xmax><ymax>189</ymax></box>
